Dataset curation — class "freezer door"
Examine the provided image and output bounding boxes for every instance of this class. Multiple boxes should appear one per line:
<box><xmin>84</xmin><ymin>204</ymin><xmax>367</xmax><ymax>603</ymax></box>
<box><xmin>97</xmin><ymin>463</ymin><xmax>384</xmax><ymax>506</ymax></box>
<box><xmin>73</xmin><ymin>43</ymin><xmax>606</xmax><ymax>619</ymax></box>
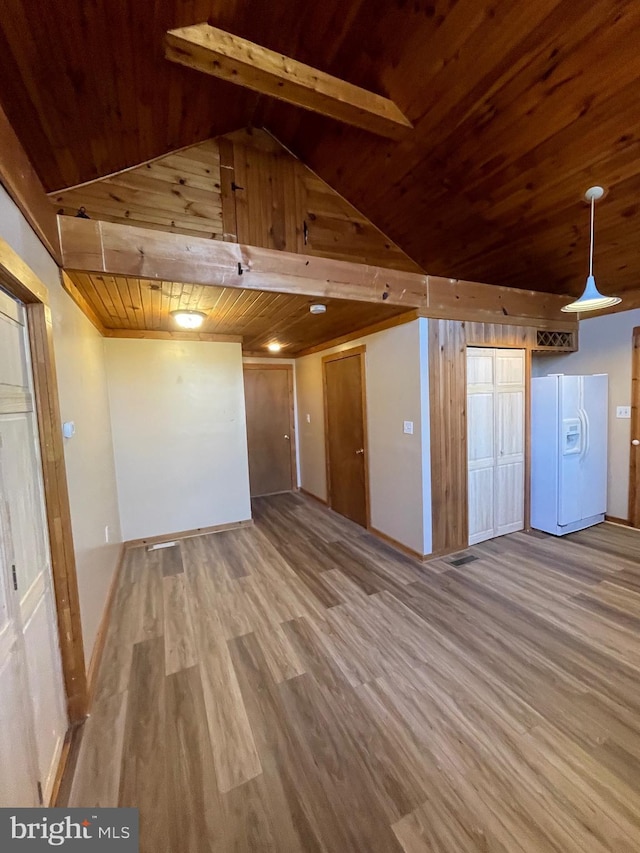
<box><xmin>558</xmin><ymin>375</ymin><xmax>582</xmax><ymax>526</ymax></box>
<box><xmin>580</xmin><ymin>374</ymin><xmax>608</xmax><ymax>519</ymax></box>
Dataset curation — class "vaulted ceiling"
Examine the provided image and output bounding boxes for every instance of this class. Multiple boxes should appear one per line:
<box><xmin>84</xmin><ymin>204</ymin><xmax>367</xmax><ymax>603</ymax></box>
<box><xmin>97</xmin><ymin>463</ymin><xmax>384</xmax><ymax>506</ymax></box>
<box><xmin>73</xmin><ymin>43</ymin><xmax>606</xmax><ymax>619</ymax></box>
<box><xmin>1</xmin><ymin>0</ymin><xmax>639</xmax><ymax>296</ymax></box>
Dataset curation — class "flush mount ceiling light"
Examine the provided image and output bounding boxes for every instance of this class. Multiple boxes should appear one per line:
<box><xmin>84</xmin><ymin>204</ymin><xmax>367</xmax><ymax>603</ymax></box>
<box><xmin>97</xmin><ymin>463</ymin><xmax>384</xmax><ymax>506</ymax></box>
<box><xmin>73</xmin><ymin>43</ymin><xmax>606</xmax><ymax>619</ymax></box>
<box><xmin>170</xmin><ymin>309</ymin><xmax>207</xmax><ymax>329</ymax></box>
<box><xmin>309</xmin><ymin>303</ymin><xmax>327</xmax><ymax>315</ymax></box>
<box><xmin>267</xmin><ymin>342</ymin><xmax>282</xmax><ymax>352</ymax></box>
<box><xmin>561</xmin><ymin>186</ymin><xmax>622</xmax><ymax>313</ymax></box>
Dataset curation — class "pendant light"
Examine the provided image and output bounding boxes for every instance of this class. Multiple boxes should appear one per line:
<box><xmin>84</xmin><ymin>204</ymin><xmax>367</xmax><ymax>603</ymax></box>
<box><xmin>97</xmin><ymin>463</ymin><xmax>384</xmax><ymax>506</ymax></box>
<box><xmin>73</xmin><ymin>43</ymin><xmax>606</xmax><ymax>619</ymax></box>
<box><xmin>561</xmin><ymin>186</ymin><xmax>621</xmax><ymax>313</ymax></box>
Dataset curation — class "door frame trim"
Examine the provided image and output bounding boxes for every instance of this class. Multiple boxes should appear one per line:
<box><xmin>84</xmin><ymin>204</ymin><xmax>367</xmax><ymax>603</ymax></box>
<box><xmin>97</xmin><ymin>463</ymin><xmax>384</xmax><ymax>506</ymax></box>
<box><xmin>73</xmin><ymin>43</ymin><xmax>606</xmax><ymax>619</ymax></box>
<box><xmin>321</xmin><ymin>345</ymin><xmax>371</xmax><ymax>528</ymax></box>
<box><xmin>0</xmin><ymin>238</ymin><xmax>88</xmax><ymax>722</ymax></box>
<box><xmin>243</xmin><ymin>363</ymin><xmax>298</xmax><ymax>493</ymax></box>
<box><xmin>629</xmin><ymin>326</ymin><xmax>640</xmax><ymax>527</ymax></box>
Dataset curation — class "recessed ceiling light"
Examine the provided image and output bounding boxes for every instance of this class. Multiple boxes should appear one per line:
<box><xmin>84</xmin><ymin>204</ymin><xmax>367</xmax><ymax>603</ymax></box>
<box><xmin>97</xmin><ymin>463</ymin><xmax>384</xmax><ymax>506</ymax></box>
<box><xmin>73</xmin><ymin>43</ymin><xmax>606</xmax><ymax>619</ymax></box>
<box><xmin>170</xmin><ymin>309</ymin><xmax>207</xmax><ymax>329</ymax></box>
<box><xmin>267</xmin><ymin>342</ymin><xmax>282</xmax><ymax>352</ymax></box>
<box><xmin>309</xmin><ymin>303</ymin><xmax>327</xmax><ymax>315</ymax></box>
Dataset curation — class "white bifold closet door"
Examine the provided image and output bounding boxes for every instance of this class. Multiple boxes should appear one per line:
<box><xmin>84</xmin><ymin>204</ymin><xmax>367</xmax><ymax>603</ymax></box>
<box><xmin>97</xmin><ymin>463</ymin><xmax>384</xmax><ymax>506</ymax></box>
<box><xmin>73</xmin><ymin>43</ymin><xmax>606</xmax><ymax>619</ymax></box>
<box><xmin>467</xmin><ymin>347</ymin><xmax>525</xmax><ymax>546</ymax></box>
<box><xmin>0</xmin><ymin>289</ymin><xmax>67</xmax><ymax>807</ymax></box>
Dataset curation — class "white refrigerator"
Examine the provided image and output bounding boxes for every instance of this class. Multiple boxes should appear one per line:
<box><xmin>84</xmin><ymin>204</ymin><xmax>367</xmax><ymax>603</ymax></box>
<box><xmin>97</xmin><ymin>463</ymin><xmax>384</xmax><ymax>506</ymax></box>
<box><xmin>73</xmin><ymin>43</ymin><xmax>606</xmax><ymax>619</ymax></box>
<box><xmin>531</xmin><ymin>374</ymin><xmax>608</xmax><ymax>535</ymax></box>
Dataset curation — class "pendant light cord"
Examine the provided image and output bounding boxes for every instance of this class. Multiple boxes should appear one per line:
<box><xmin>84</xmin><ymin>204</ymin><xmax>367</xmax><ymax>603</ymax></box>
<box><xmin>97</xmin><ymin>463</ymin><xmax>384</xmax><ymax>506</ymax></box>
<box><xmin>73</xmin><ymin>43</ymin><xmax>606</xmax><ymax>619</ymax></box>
<box><xmin>589</xmin><ymin>195</ymin><xmax>595</xmax><ymax>277</ymax></box>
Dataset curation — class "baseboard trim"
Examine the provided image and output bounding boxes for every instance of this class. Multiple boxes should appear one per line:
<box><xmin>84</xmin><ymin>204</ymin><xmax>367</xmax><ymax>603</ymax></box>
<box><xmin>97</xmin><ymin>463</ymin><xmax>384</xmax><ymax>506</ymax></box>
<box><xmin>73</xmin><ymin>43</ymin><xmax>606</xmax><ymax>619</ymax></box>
<box><xmin>605</xmin><ymin>515</ymin><xmax>632</xmax><ymax>527</ymax></box>
<box><xmin>124</xmin><ymin>518</ymin><xmax>254</xmax><ymax>548</ymax></box>
<box><xmin>86</xmin><ymin>544</ymin><xmax>126</xmax><ymax>708</ymax></box>
<box><xmin>298</xmin><ymin>487</ymin><xmax>328</xmax><ymax>506</ymax></box>
<box><xmin>368</xmin><ymin>526</ymin><xmax>427</xmax><ymax>562</ymax></box>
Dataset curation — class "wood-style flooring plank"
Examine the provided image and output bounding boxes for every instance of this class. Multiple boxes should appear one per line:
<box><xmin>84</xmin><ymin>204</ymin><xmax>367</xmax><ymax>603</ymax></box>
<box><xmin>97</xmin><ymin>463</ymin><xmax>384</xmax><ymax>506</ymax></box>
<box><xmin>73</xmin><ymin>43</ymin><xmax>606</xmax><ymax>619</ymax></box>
<box><xmin>165</xmin><ymin>666</ymin><xmax>225</xmax><ymax>853</ymax></box>
<box><xmin>68</xmin><ymin>691</ymin><xmax>127</xmax><ymax>807</ymax></box>
<box><xmin>119</xmin><ymin>637</ymin><xmax>167</xmax><ymax>853</ymax></box>
<box><xmin>163</xmin><ymin>574</ymin><xmax>197</xmax><ymax>675</ymax></box>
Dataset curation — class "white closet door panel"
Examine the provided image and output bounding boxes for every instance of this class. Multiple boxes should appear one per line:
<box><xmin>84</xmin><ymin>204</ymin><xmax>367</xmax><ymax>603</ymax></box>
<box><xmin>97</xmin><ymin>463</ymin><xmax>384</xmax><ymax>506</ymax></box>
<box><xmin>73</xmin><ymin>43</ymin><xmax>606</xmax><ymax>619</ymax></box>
<box><xmin>467</xmin><ymin>348</ymin><xmax>494</xmax><ymax>388</ymax></box>
<box><xmin>467</xmin><ymin>393</ymin><xmax>494</xmax><ymax>467</ymax></box>
<box><xmin>469</xmin><ymin>467</ymin><xmax>495</xmax><ymax>545</ymax></box>
<box><xmin>23</xmin><ymin>594</ymin><xmax>66</xmax><ymax>796</ymax></box>
<box><xmin>0</xmin><ymin>309</ymin><xmax>28</xmax><ymax>390</ymax></box>
<box><xmin>1</xmin><ymin>414</ymin><xmax>48</xmax><ymax>596</ymax></box>
<box><xmin>0</xmin><ymin>292</ymin><xmax>67</xmax><ymax>807</ymax></box>
<box><xmin>497</xmin><ymin>390</ymin><xmax>524</xmax><ymax>459</ymax></box>
<box><xmin>467</xmin><ymin>347</ymin><xmax>525</xmax><ymax>545</ymax></box>
<box><xmin>0</xmin><ymin>650</ymin><xmax>38</xmax><ymax>807</ymax></box>
<box><xmin>496</xmin><ymin>351</ymin><xmax>525</xmax><ymax>386</ymax></box>
<box><xmin>496</xmin><ymin>462</ymin><xmax>525</xmax><ymax>535</ymax></box>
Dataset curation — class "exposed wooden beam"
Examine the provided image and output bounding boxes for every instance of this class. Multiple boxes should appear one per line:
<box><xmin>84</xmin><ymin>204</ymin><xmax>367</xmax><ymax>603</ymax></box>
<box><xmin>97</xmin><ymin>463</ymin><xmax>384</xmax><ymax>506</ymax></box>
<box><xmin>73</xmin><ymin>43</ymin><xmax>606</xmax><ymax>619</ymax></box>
<box><xmin>57</xmin><ymin>216</ymin><xmax>577</xmax><ymax>327</ymax></box>
<box><xmin>0</xmin><ymin>106</ymin><xmax>62</xmax><ymax>264</ymax></box>
<box><xmin>58</xmin><ymin>217</ymin><xmax>426</xmax><ymax>308</ymax></box>
<box><xmin>102</xmin><ymin>329</ymin><xmax>243</xmax><ymax>343</ymax></box>
<box><xmin>164</xmin><ymin>24</ymin><xmax>412</xmax><ymax>140</ymax></box>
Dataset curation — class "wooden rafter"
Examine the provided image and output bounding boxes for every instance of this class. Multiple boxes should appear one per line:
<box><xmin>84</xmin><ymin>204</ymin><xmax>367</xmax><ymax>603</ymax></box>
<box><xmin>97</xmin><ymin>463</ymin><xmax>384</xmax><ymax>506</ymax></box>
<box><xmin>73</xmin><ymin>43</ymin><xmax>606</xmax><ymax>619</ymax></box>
<box><xmin>164</xmin><ymin>24</ymin><xmax>412</xmax><ymax>140</ymax></box>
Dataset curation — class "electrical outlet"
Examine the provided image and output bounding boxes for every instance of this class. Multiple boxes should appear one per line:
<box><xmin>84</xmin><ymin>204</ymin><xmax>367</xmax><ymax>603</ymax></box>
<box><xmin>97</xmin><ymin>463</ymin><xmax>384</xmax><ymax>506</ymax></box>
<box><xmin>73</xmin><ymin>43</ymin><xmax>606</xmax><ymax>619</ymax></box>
<box><xmin>616</xmin><ymin>406</ymin><xmax>631</xmax><ymax>419</ymax></box>
<box><xmin>104</xmin><ymin>525</ymin><xmax>110</xmax><ymax>544</ymax></box>
<box><xmin>403</xmin><ymin>420</ymin><xmax>414</xmax><ymax>435</ymax></box>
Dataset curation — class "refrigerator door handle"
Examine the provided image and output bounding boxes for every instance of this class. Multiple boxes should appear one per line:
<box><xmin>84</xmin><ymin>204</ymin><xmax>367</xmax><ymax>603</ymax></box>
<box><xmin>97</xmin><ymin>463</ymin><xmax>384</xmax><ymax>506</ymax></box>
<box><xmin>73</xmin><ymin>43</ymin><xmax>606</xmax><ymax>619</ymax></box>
<box><xmin>579</xmin><ymin>407</ymin><xmax>590</xmax><ymax>460</ymax></box>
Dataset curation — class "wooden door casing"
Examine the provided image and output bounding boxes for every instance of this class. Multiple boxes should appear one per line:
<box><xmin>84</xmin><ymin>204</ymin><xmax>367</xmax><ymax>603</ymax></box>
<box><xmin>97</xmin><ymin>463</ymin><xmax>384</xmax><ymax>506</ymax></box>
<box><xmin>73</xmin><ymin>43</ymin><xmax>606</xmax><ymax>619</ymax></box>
<box><xmin>629</xmin><ymin>327</ymin><xmax>640</xmax><ymax>527</ymax></box>
<box><xmin>322</xmin><ymin>346</ymin><xmax>369</xmax><ymax>528</ymax></box>
<box><xmin>243</xmin><ymin>365</ymin><xmax>296</xmax><ymax>497</ymax></box>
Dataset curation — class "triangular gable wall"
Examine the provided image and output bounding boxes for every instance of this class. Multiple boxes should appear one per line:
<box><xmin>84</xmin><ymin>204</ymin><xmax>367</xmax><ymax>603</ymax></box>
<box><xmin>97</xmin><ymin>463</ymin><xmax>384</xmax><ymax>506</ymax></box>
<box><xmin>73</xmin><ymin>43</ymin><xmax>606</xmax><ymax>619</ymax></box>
<box><xmin>50</xmin><ymin>128</ymin><xmax>422</xmax><ymax>273</ymax></box>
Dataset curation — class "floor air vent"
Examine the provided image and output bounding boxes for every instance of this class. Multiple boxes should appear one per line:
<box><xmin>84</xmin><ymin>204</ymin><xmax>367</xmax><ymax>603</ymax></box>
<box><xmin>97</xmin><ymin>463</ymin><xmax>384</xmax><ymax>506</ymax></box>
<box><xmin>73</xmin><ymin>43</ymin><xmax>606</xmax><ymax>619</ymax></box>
<box><xmin>449</xmin><ymin>554</ymin><xmax>478</xmax><ymax>567</ymax></box>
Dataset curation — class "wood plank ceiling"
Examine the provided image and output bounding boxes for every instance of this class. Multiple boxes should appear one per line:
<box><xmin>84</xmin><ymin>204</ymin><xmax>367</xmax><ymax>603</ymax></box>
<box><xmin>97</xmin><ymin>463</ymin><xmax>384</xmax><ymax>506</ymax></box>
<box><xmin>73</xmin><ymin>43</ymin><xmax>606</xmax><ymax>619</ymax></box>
<box><xmin>66</xmin><ymin>272</ymin><xmax>410</xmax><ymax>355</ymax></box>
<box><xmin>1</xmin><ymin>1</ymin><xmax>639</xmax><ymax>295</ymax></box>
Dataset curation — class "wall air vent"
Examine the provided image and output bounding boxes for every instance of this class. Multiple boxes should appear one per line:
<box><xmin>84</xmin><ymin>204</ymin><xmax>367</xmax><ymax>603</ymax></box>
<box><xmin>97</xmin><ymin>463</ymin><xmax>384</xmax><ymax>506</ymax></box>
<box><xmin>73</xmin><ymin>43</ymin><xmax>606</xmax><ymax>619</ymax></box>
<box><xmin>535</xmin><ymin>330</ymin><xmax>577</xmax><ymax>352</ymax></box>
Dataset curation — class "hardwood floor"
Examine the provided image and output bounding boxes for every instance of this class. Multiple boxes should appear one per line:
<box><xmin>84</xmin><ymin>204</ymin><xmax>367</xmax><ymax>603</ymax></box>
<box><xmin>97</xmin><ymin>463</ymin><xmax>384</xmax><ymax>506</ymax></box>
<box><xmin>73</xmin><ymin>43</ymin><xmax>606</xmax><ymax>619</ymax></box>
<box><xmin>65</xmin><ymin>494</ymin><xmax>640</xmax><ymax>852</ymax></box>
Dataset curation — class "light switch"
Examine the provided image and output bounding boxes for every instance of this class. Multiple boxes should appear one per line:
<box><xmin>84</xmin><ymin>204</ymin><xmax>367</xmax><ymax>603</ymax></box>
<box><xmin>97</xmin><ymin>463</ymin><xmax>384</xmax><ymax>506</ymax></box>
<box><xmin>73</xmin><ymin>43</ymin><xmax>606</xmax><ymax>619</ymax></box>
<box><xmin>306</xmin><ymin>413</ymin><xmax>311</xmax><ymax>423</ymax></box>
<box><xmin>62</xmin><ymin>421</ymin><xmax>75</xmax><ymax>438</ymax></box>
<box><xmin>616</xmin><ymin>406</ymin><xmax>631</xmax><ymax>419</ymax></box>
<box><xmin>403</xmin><ymin>420</ymin><xmax>414</xmax><ymax>435</ymax></box>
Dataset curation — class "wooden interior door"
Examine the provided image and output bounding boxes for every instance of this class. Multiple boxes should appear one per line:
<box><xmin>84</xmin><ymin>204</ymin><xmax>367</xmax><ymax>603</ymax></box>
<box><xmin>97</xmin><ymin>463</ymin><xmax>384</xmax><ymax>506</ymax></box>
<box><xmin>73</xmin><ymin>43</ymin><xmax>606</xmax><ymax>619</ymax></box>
<box><xmin>467</xmin><ymin>347</ymin><xmax>525</xmax><ymax>545</ymax></box>
<box><xmin>243</xmin><ymin>365</ymin><xmax>296</xmax><ymax>497</ymax></box>
<box><xmin>629</xmin><ymin>327</ymin><xmax>640</xmax><ymax>526</ymax></box>
<box><xmin>323</xmin><ymin>347</ymin><xmax>368</xmax><ymax>527</ymax></box>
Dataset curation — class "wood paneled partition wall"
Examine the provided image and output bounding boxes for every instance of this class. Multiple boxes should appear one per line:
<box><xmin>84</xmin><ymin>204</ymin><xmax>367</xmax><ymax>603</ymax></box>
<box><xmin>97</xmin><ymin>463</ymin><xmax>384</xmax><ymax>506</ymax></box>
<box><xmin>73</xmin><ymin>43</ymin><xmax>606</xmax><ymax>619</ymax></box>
<box><xmin>429</xmin><ymin>320</ymin><xmax>547</xmax><ymax>557</ymax></box>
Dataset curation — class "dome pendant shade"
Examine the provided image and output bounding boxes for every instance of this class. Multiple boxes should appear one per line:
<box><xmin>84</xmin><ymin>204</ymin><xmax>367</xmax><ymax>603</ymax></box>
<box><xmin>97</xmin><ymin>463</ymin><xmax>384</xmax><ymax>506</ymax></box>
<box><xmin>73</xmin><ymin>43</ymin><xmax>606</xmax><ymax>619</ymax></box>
<box><xmin>560</xmin><ymin>275</ymin><xmax>621</xmax><ymax>313</ymax></box>
<box><xmin>561</xmin><ymin>186</ymin><xmax>621</xmax><ymax>313</ymax></box>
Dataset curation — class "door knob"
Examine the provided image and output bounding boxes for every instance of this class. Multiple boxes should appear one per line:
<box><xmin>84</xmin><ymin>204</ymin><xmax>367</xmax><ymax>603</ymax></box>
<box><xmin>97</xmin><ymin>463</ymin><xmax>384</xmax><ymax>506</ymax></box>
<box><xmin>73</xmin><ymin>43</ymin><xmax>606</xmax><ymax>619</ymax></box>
<box><xmin>284</xmin><ymin>434</ymin><xmax>290</xmax><ymax>440</ymax></box>
<box><xmin>355</xmin><ymin>448</ymin><xmax>364</xmax><ymax>455</ymax></box>
<box><xmin>633</xmin><ymin>439</ymin><xmax>640</xmax><ymax>446</ymax></box>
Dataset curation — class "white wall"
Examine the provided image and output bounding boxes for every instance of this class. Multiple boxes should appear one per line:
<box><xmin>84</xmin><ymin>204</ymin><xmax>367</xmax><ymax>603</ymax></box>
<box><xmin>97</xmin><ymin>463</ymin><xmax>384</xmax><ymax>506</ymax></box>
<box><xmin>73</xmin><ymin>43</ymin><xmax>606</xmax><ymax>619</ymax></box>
<box><xmin>295</xmin><ymin>319</ymin><xmax>432</xmax><ymax>555</ymax></box>
<box><xmin>107</xmin><ymin>338</ymin><xmax>252</xmax><ymax>541</ymax></box>
<box><xmin>0</xmin><ymin>185</ymin><xmax>121</xmax><ymax>664</ymax></box>
<box><xmin>533</xmin><ymin>309</ymin><xmax>640</xmax><ymax>520</ymax></box>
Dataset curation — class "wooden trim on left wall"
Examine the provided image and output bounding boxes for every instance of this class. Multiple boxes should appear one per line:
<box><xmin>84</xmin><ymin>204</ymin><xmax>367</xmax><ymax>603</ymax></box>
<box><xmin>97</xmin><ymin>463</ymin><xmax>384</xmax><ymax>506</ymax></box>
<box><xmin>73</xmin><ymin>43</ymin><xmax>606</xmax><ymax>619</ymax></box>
<box><xmin>0</xmin><ymin>239</ymin><xmax>88</xmax><ymax>724</ymax></box>
<box><xmin>27</xmin><ymin>303</ymin><xmax>88</xmax><ymax>721</ymax></box>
